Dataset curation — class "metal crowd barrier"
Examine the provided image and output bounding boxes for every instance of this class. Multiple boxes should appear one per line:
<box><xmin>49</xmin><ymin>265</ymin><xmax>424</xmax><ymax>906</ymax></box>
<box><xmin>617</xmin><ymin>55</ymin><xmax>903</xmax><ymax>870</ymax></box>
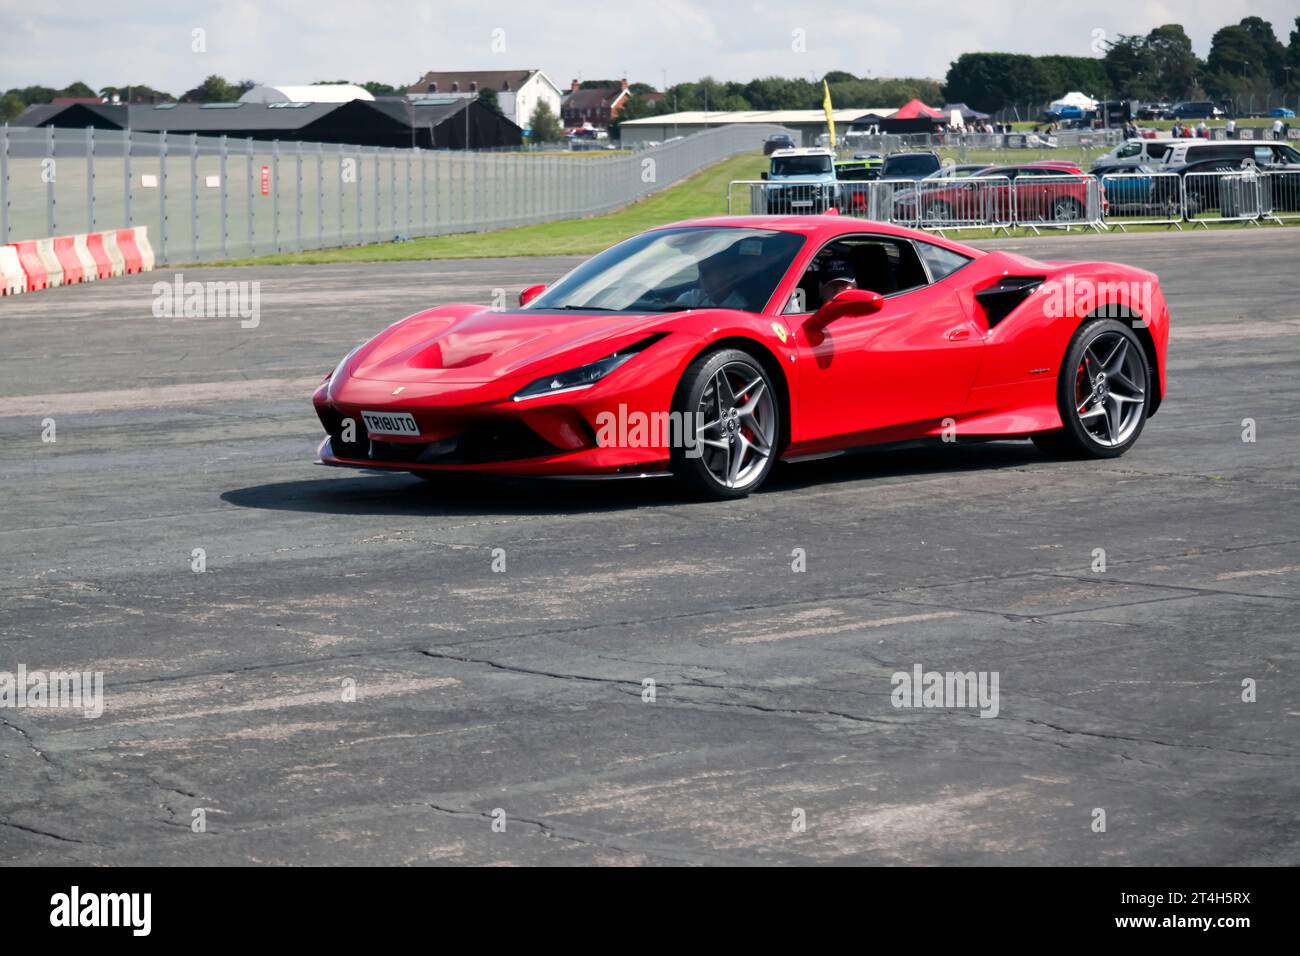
<box><xmin>1261</xmin><ymin>169</ymin><xmax>1300</xmax><ymax>222</ymax></box>
<box><xmin>731</xmin><ymin>170</ymin><xmax>1300</xmax><ymax>232</ymax></box>
<box><xmin>1012</xmin><ymin>175</ymin><xmax>1105</xmax><ymax>233</ymax></box>
<box><xmin>1183</xmin><ymin>170</ymin><xmax>1264</xmax><ymax>226</ymax></box>
<box><xmin>889</xmin><ymin>176</ymin><xmax>1015</xmax><ymax>231</ymax></box>
<box><xmin>1099</xmin><ymin>172</ymin><xmax>1185</xmax><ymax>230</ymax></box>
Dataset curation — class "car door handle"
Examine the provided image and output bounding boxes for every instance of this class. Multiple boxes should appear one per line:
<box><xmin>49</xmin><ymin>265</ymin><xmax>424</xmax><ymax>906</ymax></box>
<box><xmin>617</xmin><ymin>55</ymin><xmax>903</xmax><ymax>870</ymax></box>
<box><xmin>946</xmin><ymin>327</ymin><xmax>972</xmax><ymax>341</ymax></box>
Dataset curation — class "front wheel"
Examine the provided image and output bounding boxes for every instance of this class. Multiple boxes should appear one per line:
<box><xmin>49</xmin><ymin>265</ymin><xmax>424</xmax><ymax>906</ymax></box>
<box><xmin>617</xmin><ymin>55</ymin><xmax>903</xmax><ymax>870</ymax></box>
<box><xmin>671</xmin><ymin>349</ymin><xmax>780</xmax><ymax>499</ymax></box>
<box><xmin>1033</xmin><ymin>318</ymin><xmax>1150</xmax><ymax>459</ymax></box>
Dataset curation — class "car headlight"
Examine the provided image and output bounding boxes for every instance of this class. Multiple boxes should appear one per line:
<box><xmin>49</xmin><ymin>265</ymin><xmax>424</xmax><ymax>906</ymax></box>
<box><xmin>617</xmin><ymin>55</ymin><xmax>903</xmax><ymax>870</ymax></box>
<box><xmin>326</xmin><ymin>345</ymin><xmax>362</xmax><ymax>384</ymax></box>
<box><xmin>511</xmin><ymin>335</ymin><xmax>664</xmax><ymax>402</ymax></box>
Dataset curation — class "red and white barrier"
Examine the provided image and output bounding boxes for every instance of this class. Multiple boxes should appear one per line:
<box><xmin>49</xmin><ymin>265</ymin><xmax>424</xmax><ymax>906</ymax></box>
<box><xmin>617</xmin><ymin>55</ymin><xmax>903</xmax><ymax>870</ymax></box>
<box><xmin>3</xmin><ymin>226</ymin><xmax>152</xmax><ymax>293</ymax></box>
<box><xmin>0</xmin><ymin>246</ymin><xmax>26</xmax><ymax>295</ymax></box>
<box><xmin>36</xmin><ymin>238</ymin><xmax>64</xmax><ymax>287</ymax></box>
<box><xmin>72</xmin><ymin>234</ymin><xmax>99</xmax><ymax>283</ymax></box>
<box><xmin>115</xmin><ymin>228</ymin><xmax>145</xmax><ymax>274</ymax></box>
<box><xmin>12</xmin><ymin>241</ymin><xmax>48</xmax><ymax>291</ymax></box>
<box><xmin>52</xmin><ymin>236</ymin><xmax>84</xmax><ymax>285</ymax></box>
<box><xmin>84</xmin><ymin>232</ymin><xmax>115</xmax><ymax>279</ymax></box>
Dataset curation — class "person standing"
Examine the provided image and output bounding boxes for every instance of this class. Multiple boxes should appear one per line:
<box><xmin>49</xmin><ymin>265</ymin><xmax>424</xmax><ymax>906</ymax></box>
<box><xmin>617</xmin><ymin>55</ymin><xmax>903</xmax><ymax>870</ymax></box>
<box><xmin>1226</xmin><ymin>117</ymin><xmax>1236</xmax><ymax>139</ymax></box>
<box><xmin>1273</xmin><ymin>117</ymin><xmax>1285</xmax><ymax>141</ymax></box>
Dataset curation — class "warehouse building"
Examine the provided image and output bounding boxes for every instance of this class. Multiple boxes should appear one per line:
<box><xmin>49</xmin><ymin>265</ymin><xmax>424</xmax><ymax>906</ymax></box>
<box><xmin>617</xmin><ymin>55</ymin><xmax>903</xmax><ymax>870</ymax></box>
<box><xmin>11</xmin><ymin>97</ymin><xmax>523</xmax><ymax>149</ymax></box>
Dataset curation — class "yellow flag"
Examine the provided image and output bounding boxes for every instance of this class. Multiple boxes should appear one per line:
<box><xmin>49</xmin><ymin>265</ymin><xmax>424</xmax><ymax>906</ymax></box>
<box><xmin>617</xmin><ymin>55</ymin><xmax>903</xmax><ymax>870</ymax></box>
<box><xmin>822</xmin><ymin>80</ymin><xmax>836</xmax><ymax>147</ymax></box>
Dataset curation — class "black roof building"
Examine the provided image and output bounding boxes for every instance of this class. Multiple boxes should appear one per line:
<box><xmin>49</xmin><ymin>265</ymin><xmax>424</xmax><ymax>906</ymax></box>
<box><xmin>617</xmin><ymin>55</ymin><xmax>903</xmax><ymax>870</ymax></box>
<box><xmin>11</xmin><ymin>97</ymin><xmax>522</xmax><ymax>149</ymax></box>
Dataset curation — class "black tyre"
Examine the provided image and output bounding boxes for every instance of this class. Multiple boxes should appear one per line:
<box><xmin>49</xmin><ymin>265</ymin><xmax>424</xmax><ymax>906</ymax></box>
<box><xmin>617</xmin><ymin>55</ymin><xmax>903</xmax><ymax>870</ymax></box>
<box><xmin>671</xmin><ymin>348</ymin><xmax>780</xmax><ymax>499</ymax></box>
<box><xmin>1032</xmin><ymin>318</ymin><xmax>1151</xmax><ymax>459</ymax></box>
<box><xmin>1051</xmin><ymin>196</ymin><xmax>1084</xmax><ymax>222</ymax></box>
<box><xmin>923</xmin><ymin>200</ymin><xmax>953</xmax><ymax>224</ymax></box>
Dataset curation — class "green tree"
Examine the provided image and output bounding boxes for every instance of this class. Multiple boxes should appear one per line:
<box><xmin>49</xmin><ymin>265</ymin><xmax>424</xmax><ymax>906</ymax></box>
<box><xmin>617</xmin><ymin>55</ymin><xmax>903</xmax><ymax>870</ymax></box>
<box><xmin>1</xmin><ymin>92</ymin><xmax>25</xmax><ymax>122</ymax></box>
<box><xmin>98</xmin><ymin>85</ymin><xmax>175</xmax><ymax>104</ymax></box>
<box><xmin>1146</xmin><ymin>25</ymin><xmax>1201</xmax><ymax>98</ymax></box>
<box><xmin>180</xmin><ymin>74</ymin><xmax>238</xmax><ymax>103</ymax></box>
<box><xmin>477</xmin><ymin>87</ymin><xmax>502</xmax><ymax>115</ymax></box>
<box><xmin>527</xmin><ymin>99</ymin><xmax>563</xmax><ymax>143</ymax></box>
<box><xmin>361</xmin><ymin>81</ymin><xmax>399</xmax><ymax>97</ymax></box>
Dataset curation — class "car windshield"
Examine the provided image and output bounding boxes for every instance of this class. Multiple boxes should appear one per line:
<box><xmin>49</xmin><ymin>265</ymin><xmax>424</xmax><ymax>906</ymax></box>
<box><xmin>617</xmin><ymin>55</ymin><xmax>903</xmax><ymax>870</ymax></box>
<box><xmin>771</xmin><ymin>155</ymin><xmax>832</xmax><ymax>176</ymax></box>
<box><xmin>525</xmin><ymin>227</ymin><xmax>807</xmax><ymax>314</ymax></box>
<box><xmin>885</xmin><ymin>155</ymin><xmax>937</xmax><ymax>176</ymax></box>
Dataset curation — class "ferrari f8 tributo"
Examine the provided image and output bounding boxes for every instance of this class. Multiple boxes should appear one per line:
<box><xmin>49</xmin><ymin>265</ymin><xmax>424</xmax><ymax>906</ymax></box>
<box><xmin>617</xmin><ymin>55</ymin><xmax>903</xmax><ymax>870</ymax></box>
<box><xmin>314</xmin><ymin>215</ymin><xmax>1168</xmax><ymax>498</ymax></box>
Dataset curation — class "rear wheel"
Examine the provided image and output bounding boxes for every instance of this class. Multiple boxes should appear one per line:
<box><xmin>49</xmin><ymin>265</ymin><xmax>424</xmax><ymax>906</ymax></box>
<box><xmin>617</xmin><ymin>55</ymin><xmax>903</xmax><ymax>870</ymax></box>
<box><xmin>1033</xmin><ymin>318</ymin><xmax>1150</xmax><ymax>459</ymax></box>
<box><xmin>671</xmin><ymin>349</ymin><xmax>780</xmax><ymax>499</ymax></box>
<box><xmin>923</xmin><ymin>200</ymin><xmax>953</xmax><ymax>224</ymax></box>
<box><xmin>1052</xmin><ymin>196</ymin><xmax>1084</xmax><ymax>221</ymax></box>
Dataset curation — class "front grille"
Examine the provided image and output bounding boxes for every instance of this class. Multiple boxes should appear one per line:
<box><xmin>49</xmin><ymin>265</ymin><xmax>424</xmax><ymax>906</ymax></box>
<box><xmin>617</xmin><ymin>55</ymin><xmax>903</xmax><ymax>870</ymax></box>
<box><xmin>326</xmin><ymin>414</ymin><xmax>560</xmax><ymax>465</ymax></box>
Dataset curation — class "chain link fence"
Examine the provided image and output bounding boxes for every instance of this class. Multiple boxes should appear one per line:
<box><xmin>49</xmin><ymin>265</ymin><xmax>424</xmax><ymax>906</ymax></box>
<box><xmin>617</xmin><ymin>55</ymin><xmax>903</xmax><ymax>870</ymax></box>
<box><xmin>0</xmin><ymin>124</ymin><xmax>792</xmax><ymax>264</ymax></box>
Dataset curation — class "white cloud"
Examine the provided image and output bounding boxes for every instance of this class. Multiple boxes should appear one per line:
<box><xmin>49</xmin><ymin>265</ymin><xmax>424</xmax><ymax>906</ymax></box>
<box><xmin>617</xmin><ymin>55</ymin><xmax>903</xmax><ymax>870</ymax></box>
<box><xmin>0</xmin><ymin>0</ymin><xmax>1295</xmax><ymax>95</ymax></box>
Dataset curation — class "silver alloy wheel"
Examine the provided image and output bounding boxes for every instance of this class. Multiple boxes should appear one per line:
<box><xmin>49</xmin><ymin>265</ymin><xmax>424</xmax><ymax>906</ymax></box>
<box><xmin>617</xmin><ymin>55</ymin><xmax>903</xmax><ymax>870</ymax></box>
<box><xmin>697</xmin><ymin>360</ymin><xmax>776</xmax><ymax>490</ymax></box>
<box><xmin>1053</xmin><ymin>197</ymin><xmax>1082</xmax><ymax>221</ymax></box>
<box><xmin>1074</xmin><ymin>330</ymin><xmax>1146</xmax><ymax>447</ymax></box>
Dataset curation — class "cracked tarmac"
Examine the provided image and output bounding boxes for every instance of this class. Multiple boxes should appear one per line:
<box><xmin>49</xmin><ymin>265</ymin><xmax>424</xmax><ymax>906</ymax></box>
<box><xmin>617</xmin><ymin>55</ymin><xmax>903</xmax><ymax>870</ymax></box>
<box><xmin>0</xmin><ymin>229</ymin><xmax>1297</xmax><ymax>865</ymax></box>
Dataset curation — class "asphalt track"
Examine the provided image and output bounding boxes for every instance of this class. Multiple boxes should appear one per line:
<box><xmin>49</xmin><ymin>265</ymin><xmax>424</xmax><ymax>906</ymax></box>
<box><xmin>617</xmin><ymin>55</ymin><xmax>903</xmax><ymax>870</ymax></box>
<box><xmin>1</xmin><ymin>228</ymin><xmax>1297</xmax><ymax>865</ymax></box>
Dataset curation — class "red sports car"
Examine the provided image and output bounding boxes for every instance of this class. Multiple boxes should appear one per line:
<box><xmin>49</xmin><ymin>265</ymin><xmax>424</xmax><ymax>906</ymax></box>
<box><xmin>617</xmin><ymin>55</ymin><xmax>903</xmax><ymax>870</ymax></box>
<box><xmin>314</xmin><ymin>216</ymin><xmax>1168</xmax><ymax>498</ymax></box>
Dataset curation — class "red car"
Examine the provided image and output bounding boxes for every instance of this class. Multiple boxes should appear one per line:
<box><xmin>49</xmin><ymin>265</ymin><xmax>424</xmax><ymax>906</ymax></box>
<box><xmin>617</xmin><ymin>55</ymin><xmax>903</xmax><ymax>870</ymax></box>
<box><xmin>897</xmin><ymin>162</ymin><xmax>1104</xmax><ymax>224</ymax></box>
<box><xmin>315</xmin><ymin>216</ymin><xmax>1168</xmax><ymax>498</ymax></box>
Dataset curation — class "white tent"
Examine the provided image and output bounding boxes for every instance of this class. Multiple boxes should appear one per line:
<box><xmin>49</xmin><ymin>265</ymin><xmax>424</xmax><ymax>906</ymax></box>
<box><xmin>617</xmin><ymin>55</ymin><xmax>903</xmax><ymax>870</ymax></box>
<box><xmin>239</xmin><ymin>84</ymin><xmax>374</xmax><ymax>104</ymax></box>
<box><xmin>1048</xmin><ymin>91</ymin><xmax>1098</xmax><ymax>112</ymax></box>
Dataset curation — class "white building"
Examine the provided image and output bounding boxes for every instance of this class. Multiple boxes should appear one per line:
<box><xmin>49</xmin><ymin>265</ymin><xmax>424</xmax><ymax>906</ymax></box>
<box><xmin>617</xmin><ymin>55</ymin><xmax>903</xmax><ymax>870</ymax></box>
<box><xmin>405</xmin><ymin>70</ymin><xmax>563</xmax><ymax>133</ymax></box>
<box><xmin>239</xmin><ymin>84</ymin><xmax>375</xmax><ymax>104</ymax></box>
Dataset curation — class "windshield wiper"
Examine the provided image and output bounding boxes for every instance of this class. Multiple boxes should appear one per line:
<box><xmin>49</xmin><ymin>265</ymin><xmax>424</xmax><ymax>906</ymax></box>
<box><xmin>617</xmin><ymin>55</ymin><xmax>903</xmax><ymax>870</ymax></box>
<box><xmin>555</xmin><ymin>305</ymin><xmax>622</xmax><ymax>311</ymax></box>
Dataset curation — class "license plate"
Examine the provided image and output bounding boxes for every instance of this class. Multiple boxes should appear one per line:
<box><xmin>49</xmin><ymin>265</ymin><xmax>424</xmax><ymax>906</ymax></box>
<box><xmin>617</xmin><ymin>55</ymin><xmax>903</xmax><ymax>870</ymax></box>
<box><xmin>791</xmin><ymin>201</ymin><xmax>812</xmax><ymax>208</ymax></box>
<box><xmin>361</xmin><ymin>410</ymin><xmax>420</xmax><ymax>437</ymax></box>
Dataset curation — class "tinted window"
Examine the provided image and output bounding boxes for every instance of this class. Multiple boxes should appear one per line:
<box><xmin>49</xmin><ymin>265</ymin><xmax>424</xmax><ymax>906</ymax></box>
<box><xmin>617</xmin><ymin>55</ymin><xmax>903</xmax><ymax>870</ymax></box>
<box><xmin>915</xmin><ymin>242</ymin><xmax>972</xmax><ymax>281</ymax></box>
<box><xmin>771</xmin><ymin>155</ymin><xmax>832</xmax><ymax>176</ymax></box>
<box><xmin>1116</xmin><ymin>142</ymin><xmax>1141</xmax><ymax>158</ymax></box>
<box><xmin>884</xmin><ymin>155</ymin><xmax>940</xmax><ymax>177</ymax></box>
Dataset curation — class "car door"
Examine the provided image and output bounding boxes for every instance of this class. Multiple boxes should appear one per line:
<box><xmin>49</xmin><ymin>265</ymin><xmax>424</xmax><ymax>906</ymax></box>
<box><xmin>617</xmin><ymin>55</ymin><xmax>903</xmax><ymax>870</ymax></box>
<box><xmin>789</xmin><ymin>235</ymin><xmax>984</xmax><ymax>446</ymax></box>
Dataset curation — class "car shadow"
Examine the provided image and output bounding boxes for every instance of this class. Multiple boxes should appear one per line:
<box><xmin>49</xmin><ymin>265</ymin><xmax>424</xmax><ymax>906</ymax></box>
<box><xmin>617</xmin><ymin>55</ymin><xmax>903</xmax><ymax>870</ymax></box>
<box><xmin>220</xmin><ymin>440</ymin><xmax>1048</xmax><ymax>518</ymax></box>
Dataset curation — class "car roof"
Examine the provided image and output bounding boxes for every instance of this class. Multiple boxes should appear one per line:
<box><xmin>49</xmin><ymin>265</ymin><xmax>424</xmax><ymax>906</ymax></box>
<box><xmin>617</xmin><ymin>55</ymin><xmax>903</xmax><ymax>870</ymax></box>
<box><xmin>770</xmin><ymin>147</ymin><xmax>833</xmax><ymax>157</ymax></box>
<box><xmin>654</xmin><ymin>215</ymin><xmax>985</xmax><ymax>257</ymax></box>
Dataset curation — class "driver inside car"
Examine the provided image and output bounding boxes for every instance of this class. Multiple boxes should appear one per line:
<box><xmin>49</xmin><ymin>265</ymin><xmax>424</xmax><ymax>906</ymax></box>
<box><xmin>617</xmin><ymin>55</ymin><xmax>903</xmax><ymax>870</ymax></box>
<box><xmin>673</xmin><ymin>253</ymin><xmax>751</xmax><ymax>310</ymax></box>
<box><xmin>817</xmin><ymin>258</ymin><xmax>858</xmax><ymax>305</ymax></box>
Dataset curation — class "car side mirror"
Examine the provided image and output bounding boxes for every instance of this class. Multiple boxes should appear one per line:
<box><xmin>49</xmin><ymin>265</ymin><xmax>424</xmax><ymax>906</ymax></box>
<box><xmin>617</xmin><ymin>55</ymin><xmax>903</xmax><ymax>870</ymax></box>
<box><xmin>808</xmin><ymin>288</ymin><xmax>884</xmax><ymax>327</ymax></box>
<box><xmin>760</xmin><ymin>171</ymin><xmax>768</xmax><ymax>181</ymax></box>
<box><xmin>519</xmin><ymin>284</ymin><xmax>546</xmax><ymax>306</ymax></box>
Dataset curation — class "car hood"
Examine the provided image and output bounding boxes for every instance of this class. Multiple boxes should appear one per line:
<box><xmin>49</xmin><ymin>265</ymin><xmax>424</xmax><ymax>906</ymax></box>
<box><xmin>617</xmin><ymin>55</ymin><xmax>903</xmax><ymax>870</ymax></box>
<box><xmin>350</xmin><ymin>307</ymin><xmax>677</xmax><ymax>384</ymax></box>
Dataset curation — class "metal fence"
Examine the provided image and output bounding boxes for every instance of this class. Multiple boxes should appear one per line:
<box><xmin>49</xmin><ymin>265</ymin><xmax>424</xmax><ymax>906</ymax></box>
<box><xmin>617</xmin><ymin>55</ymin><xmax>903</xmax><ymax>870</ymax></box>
<box><xmin>728</xmin><ymin>174</ymin><xmax>1105</xmax><ymax>231</ymax></box>
<box><xmin>834</xmin><ymin>129</ymin><xmax>1122</xmax><ymax>156</ymax></box>
<box><xmin>728</xmin><ymin>169</ymin><xmax>1297</xmax><ymax>232</ymax></box>
<box><xmin>0</xmin><ymin>123</ymin><xmax>792</xmax><ymax>263</ymax></box>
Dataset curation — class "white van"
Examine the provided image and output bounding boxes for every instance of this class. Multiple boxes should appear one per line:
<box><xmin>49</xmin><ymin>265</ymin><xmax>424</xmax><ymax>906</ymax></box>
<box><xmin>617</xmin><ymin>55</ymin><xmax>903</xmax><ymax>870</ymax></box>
<box><xmin>1092</xmin><ymin>138</ymin><xmax>1180</xmax><ymax>169</ymax></box>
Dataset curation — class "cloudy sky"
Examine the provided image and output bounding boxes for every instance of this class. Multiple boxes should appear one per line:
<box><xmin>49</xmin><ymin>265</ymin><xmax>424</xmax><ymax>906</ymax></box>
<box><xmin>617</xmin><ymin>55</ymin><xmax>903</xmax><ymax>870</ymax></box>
<box><xmin>2</xmin><ymin>0</ymin><xmax>1296</xmax><ymax>95</ymax></box>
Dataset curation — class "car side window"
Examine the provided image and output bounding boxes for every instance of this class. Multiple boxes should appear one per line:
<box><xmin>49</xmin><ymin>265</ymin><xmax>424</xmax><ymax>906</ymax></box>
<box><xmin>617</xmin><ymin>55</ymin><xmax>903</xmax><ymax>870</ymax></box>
<box><xmin>915</xmin><ymin>242</ymin><xmax>973</xmax><ymax>282</ymax></box>
<box><xmin>784</xmin><ymin>235</ymin><xmax>932</xmax><ymax>314</ymax></box>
